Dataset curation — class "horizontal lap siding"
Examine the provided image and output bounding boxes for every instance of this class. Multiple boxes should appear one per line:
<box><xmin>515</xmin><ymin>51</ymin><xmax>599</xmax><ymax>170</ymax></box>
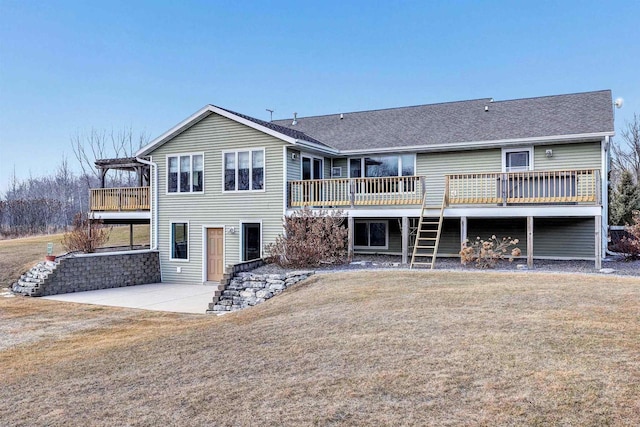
<box><xmin>332</xmin><ymin>158</ymin><xmax>348</xmax><ymax>178</ymax></box>
<box><xmin>533</xmin><ymin>217</ymin><xmax>595</xmax><ymax>259</ymax></box>
<box><xmin>534</xmin><ymin>142</ymin><xmax>601</xmax><ymax>170</ymax></box>
<box><xmin>418</xmin><ymin>149</ymin><xmax>502</xmax><ymax>206</ymax></box>
<box><xmin>152</xmin><ymin>113</ymin><xmax>286</xmax><ymax>284</ymax></box>
<box><xmin>468</xmin><ymin>218</ymin><xmax>528</xmax><ymax>256</ymax></box>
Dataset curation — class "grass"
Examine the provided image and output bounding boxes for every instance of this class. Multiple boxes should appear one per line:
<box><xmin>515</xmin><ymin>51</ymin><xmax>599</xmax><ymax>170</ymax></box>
<box><xmin>0</xmin><ymin>225</ymin><xmax>149</xmax><ymax>287</ymax></box>
<box><xmin>1</xmin><ymin>270</ymin><xmax>639</xmax><ymax>426</ymax></box>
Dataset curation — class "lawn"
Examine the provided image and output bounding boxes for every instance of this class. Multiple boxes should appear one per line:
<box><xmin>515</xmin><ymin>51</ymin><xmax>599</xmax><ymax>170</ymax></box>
<box><xmin>1</xmin><ymin>271</ymin><xmax>639</xmax><ymax>426</ymax></box>
<box><xmin>0</xmin><ymin>225</ymin><xmax>149</xmax><ymax>287</ymax></box>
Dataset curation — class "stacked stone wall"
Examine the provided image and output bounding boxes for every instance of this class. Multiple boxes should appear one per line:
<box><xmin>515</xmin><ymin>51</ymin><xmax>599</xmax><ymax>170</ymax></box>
<box><xmin>12</xmin><ymin>250</ymin><xmax>161</xmax><ymax>297</ymax></box>
<box><xmin>210</xmin><ymin>270</ymin><xmax>313</xmax><ymax>313</ymax></box>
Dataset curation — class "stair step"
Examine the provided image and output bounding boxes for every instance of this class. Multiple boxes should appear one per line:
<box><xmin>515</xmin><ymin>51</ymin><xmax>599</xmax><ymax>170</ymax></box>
<box><xmin>415</xmin><ymin>245</ymin><xmax>436</xmax><ymax>249</ymax></box>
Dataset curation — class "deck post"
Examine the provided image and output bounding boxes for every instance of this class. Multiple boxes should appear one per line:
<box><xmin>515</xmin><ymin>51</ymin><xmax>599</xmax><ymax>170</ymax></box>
<box><xmin>460</xmin><ymin>216</ymin><xmax>468</xmax><ymax>250</ymax></box>
<box><xmin>347</xmin><ymin>215</ymin><xmax>354</xmax><ymax>261</ymax></box>
<box><xmin>129</xmin><ymin>223</ymin><xmax>134</xmax><ymax>249</ymax></box>
<box><xmin>527</xmin><ymin>216</ymin><xmax>534</xmax><ymax>268</ymax></box>
<box><xmin>402</xmin><ymin>216</ymin><xmax>409</xmax><ymax>264</ymax></box>
<box><xmin>595</xmin><ymin>215</ymin><xmax>602</xmax><ymax>270</ymax></box>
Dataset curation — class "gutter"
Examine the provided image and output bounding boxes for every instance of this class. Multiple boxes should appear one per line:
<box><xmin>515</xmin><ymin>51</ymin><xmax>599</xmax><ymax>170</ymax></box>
<box><xmin>135</xmin><ymin>156</ymin><xmax>158</xmax><ymax>251</ymax></box>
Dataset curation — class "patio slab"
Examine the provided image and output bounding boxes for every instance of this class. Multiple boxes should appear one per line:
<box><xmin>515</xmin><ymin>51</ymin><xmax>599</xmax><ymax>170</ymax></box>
<box><xmin>42</xmin><ymin>283</ymin><xmax>215</xmax><ymax>314</ymax></box>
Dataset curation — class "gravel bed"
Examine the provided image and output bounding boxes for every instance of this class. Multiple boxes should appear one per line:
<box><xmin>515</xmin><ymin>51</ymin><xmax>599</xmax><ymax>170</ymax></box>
<box><xmin>253</xmin><ymin>255</ymin><xmax>640</xmax><ymax>277</ymax></box>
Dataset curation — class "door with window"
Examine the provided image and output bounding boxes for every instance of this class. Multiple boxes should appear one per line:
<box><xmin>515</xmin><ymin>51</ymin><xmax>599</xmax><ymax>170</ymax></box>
<box><xmin>206</xmin><ymin>228</ymin><xmax>224</xmax><ymax>282</ymax></box>
<box><xmin>302</xmin><ymin>156</ymin><xmax>323</xmax><ymax>203</ymax></box>
<box><xmin>242</xmin><ymin>223</ymin><xmax>261</xmax><ymax>261</ymax></box>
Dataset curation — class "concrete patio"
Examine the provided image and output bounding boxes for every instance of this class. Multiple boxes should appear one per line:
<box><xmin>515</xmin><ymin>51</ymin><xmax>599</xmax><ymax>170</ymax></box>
<box><xmin>42</xmin><ymin>283</ymin><xmax>215</xmax><ymax>314</ymax></box>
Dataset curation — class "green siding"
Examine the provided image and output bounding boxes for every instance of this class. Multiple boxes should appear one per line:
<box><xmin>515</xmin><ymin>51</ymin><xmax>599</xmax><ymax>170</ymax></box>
<box><xmin>467</xmin><ymin>218</ymin><xmax>528</xmax><ymax>256</ymax></box>
<box><xmin>437</xmin><ymin>219</ymin><xmax>462</xmax><ymax>256</ymax></box>
<box><xmin>332</xmin><ymin>158</ymin><xmax>348</xmax><ymax>178</ymax></box>
<box><xmin>534</xmin><ymin>142</ymin><xmax>601</xmax><ymax>171</ymax></box>
<box><xmin>151</xmin><ymin>113</ymin><xmax>287</xmax><ymax>284</ymax></box>
<box><xmin>418</xmin><ymin>149</ymin><xmax>502</xmax><ymax>206</ymax></box>
<box><xmin>534</xmin><ymin>217</ymin><xmax>595</xmax><ymax>259</ymax></box>
<box><xmin>286</xmin><ymin>148</ymin><xmax>301</xmax><ymax>181</ymax></box>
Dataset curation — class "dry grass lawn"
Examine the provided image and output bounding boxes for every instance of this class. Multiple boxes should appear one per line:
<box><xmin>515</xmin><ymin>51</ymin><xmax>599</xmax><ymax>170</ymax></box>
<box><xmin>0</xmin><ymin>225</ymin><xmax>149</xmax><ymax>286</ymax></box>
<box><xmin>1</xmin><ymin>271</ymin><xmax>639</xmax><ymax>426</ymax></box>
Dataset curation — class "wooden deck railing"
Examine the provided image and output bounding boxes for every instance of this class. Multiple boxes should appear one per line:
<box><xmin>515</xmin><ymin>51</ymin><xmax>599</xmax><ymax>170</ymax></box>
<box><xmin>446</xmin><ymin>169</ymin><xmax>600</xmax><ymax>205</ymax></box>
<box><xmin>288</xmin><ymin>176</ymin><xmax>425</xmax><ymax>207</ymax></box>
<box><xmin>90</xmin><ymin>187</ymin><xmax>150</xmax><ymax>211</ymax></box>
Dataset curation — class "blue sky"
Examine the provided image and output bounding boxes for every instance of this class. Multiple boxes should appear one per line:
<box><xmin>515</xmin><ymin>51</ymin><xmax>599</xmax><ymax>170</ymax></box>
<box><xmin>1</xmin><ymin>0</ymin><xmax>638</xmax><ymax>194</ymax></box>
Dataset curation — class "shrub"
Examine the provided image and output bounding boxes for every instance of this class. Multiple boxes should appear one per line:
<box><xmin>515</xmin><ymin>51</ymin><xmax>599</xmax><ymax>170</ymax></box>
<box><xmin>616</xmin><ymin>211</ymin><xmax>640</xmax><ymax>260</ymax></box>
<box><xmin>460</xmin><ymin>235</ymin><xmax>521</xmax><ymax>269</ymax></box>
<box><xmin>266</xmin><ymin>207</ymin><xmax>349</xmax><ymax>268</ymax></box>
<box><xmin>61</xmin><ymin>213</ymin><xmax>110</xmax><ymax>253</ymax></box>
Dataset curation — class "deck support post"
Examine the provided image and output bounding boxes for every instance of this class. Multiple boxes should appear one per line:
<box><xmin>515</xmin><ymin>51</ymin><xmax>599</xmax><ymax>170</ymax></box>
<box><xmin>595</xmin><ymin>215</ymin><xmax>602</xmax><ymax>270</ymax></box>
<box><xmin>460</xmin><ymin>216</ymin><xmax>468</xmax><ymax>250</ymax></box>
<box><xmin>527</xmin><ymin>216</ymin><xmax>534</xmax><ymax>268</ymax></box>
<box><xmin>130</xmin><ymin>223</ymin><xmax>134</xmax><ymax>249</ymax></box>
<box><xmin>347</xmin><ymin>215</ymin><xmax>354</xmax><ymax>261</ymax></box>
<box><xmin>402</xmin><ymin>216</ymin><xmax>409</xmax><ymax>264</ymax></box>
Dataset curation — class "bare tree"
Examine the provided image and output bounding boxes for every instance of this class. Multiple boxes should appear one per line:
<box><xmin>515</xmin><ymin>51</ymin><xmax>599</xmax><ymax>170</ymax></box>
<box><xmin>71</xmin><ymin>127</ymin><xmax>149</xmax><ymax>187</ymax></box>
<box><xmin>611</xmin><ymin>113</ymin><xmax>640</xmax><ymax>185</ymax></box>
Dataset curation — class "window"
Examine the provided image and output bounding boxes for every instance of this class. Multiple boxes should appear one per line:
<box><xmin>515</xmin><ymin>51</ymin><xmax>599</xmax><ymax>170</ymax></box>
<box><xmin>242</xmin><ymin>222</ymin><xmax>261</xmax><ymax>261</ymax></box>
<box><xmin>224</xmin><ymin>149</ymin><xmax>265</xmax><ymax>191</ymax></box>
<box><xmin>171</xmin><ymin>222</ymin><xmax>188</xmax><ymax>260</ymax></box>
<box><xmin>503</xmin><ymin>148</ymin><xmax>532</xmax><ymax>172</ymax></box>
<box><xmin>354</xmin><ymin>220</ymin><xmax>388</xmax><ymax>249</ymax></box>
<box><xmin>167</xmin><ymin>154</ymin><xmax>203</xmax><ymax>193</ymax></box>
<box><xmin>302</xmin><ymin>156</ymin><xmax>323</xmax><ymax>180</ymax></box>
<box><xmin>349</xmin><ymin>154</ymin><xmax>415</xmax><ymax>177</ymax></box>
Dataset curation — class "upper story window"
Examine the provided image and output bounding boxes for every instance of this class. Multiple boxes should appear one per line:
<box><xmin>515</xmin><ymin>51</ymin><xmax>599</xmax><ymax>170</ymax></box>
<box><xmin>503</xmin><ymin>148</ymin><xmax>533</xmax><ymax>172</ymax></box>
<box><xmin>168</xmin><ymin>154</ymin><xmax>203</xmax><ymax>193</ymax></box>
<box><xmin>349</xmin><ymin>154</ymin><xmax>415</xmax><ymax>178</ymax></box>
<box><xmin>224</xmin><ymin>149</ymin><xmax>264</xmax><ymax>191</ymax></box>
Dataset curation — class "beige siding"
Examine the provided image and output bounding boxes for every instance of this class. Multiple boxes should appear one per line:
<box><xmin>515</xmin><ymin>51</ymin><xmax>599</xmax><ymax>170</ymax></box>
<box><xmin>534</xmin><ymin>142</ymin><xmax>601</xmax><ymax>170</ymax></box>
<box><xmin>418</xmin><ymin>149</ymin><xmax>502</xmax><ymax>206</ymax></box>
<box><xmin>151</xmin><ymin>113</ymin><xmax>286</xmax><ymax>284</ymax></box>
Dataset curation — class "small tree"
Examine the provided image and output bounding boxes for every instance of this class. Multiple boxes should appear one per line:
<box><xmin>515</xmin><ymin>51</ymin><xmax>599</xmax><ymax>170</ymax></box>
<box><xmin>610</xmin><ymin>170</ymin><xmax>640</xmax><ymax>226</ymax></box>
<box><xmin>615</xmin><ymin>211</ymin><xmax>640</xmax><ymax>260</ymax></box>
<box><xmin>266</xmin><ymin>207</ymin><xmax>349</xmax><ymax>268</ymax></box>
<box><xmin>62</xmin><ymin>213</ymin><xmax>110</xmax><ymax>253</ymax></box>
<box><xmin>460</xmin><ymin>235</ymin><xmax>521</xmax><ymax>269</ymax></box>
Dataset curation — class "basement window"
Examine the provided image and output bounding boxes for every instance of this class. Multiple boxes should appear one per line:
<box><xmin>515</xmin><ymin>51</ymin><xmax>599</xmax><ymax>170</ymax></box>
<box><xmin>354</xmin><ymin>220</ymin><xmax>388</xmax><ymax>250</ymax></box>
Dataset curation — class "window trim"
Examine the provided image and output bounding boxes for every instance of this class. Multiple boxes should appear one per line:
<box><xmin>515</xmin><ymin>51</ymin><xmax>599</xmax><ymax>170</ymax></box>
<box><xmin>300</xmin><ymin>153</ymin><xmax>324</xmax><ymax>180</ymax></box>
<box><xmin>238</xmin><ymin>219</ymin><xmax>263</xmax><ymax>262</ymax></box>
<box><xmin>222</xmin><ymin>148</ymin><xmax>266</xmax><ymax>193</ymax></box>
<box><xmin>347</xmin><ymin>154</ymin><xmax>416</xmax><ymax>178</ymax></box>
<box><xmin>502</xmin><ymin>147</ymin><xmax>534</xmax><ymax>172</ymax></box>
<box><xmin>166</xmin><ymin>153</ymin><xmax>205</xmax><ymax>195</ymax></box>
<box><xmin>353</xmin><ymin>220</ymin><xmax>389</xmax><ymax>250</ymax></box>
<box><xmin>169</xmin><ymin>221</ymin><xmax>190</xmax><ymax>262</ymax></box>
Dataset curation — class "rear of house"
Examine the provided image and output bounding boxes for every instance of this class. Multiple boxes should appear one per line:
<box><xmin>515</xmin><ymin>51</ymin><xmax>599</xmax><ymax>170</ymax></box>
<box><xmin>91</xmin><ymin>89</ymin><xmax>614</xmax><ymax>283</ymax></box>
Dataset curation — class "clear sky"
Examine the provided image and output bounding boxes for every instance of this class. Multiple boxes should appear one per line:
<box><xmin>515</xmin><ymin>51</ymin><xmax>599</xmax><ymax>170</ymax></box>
<box><xmin>1</xmin><ymin>0</ymin><xmax>638</xmax><ymax>194</ymax></box>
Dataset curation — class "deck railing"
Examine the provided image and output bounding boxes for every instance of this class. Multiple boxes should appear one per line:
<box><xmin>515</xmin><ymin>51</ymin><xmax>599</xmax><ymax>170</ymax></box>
<box><xmin>446</xmin><ymin>169</ymin><xmax>600</xmax><ymax>205</ymax></box>
<box><xmin>288</xmin><ymin>176</ymin><xmax>425</xmax><ymax>207</ymax></box>
<box><xmin>90</xmin><ymin>186</ymin><xmax>150</xmax><ymax>211</ymax></box>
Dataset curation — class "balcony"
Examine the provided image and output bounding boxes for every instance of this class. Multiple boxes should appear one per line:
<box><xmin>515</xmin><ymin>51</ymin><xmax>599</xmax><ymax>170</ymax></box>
<box><xmin>90</xmin><ymin>186</ymin><xmax>150</xmax><ymax>211</ymax></box>
<box><xmin>446</xmin><ymin>169</ymin><xmax>600</xmax><ymax>205</ymax></box>
<box><xmin>288</xmin><ymin>169</ymin><xmax>601</xmax><ymax>208</ymax></box>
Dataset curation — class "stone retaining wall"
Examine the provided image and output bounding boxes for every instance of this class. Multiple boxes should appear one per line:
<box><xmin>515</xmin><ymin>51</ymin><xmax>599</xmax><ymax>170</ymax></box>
<box><xmin>209</xmin><ymin>270</ymin><xmax>313</xmax><ymax>313</ymax></box>
<box><xmin>12</xmin><ymin>250</ymin><xmax>161</xmax><ymax>297</ymax></box>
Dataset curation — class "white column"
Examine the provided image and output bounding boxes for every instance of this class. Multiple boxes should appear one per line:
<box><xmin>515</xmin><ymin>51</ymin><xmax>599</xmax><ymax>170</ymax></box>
<box><xmin>595</xmin><ymin>215</ymin><xmax>602</xmax><ymax>270</ymax></box>
<box><xmin>402</xmin><ymin>216</ymin><xmax>409</xmax><ymax>264</ymax></box>
<box><xmin>347</xmin><ymin>215</ymin><xmax>354</xmax><ymax>261</ymax></box>
<box><xmin>460</xmin><ymin>216</ymin><xmax>468</xmax><ymax>250</ymax></box>
<box><xmin>527</xmin><ymin>216</ymin><xmax>534</xmax><ymax>269</ymax></box>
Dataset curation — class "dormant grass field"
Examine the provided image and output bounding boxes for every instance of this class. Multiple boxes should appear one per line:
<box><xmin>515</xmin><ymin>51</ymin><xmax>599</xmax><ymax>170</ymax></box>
<box><xmin>1</xmin><ymin>270</ymin><xmax>639</xmax><ymax>426</ymax></box>
<box><xmin>0</xmin><ymin>225</ymin><xmax>149</xmax><ymax>287</ymax></box>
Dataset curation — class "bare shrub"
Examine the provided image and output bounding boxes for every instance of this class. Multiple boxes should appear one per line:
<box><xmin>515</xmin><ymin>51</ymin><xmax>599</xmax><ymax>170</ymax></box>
<box><xmin>62</xmin><ymin>213</ymin><xmax>110</xmax><ymax>253</ymax></box>
<box><xmin>266</xmin><ymin>207</ymin><xmax>348</xmax><ymax>268</ymax></box>
<box><xmin>616</xmin><ymin>211</ymin><xmax>640</xmax><ymax>260</ymax></box>
<box><xmin>460</xmin><ymin>235</ymin><xmax>521</xmax><ymax>269</ymax></box>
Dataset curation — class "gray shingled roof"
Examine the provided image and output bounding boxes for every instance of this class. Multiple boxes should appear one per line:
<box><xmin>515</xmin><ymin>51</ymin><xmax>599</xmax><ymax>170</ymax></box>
<box><xmin>216</xmin><ymin>106</ymin><xmax>329</xmax><ymax>147</ymax></box>
<box><xmin>272</xmin><ymin>90</ymin><xmax>614</xmax><ymax>151</ymax></box>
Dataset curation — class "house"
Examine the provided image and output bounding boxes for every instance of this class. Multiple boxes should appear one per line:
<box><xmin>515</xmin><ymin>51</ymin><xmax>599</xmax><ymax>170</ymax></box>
<box><xmin>90</xmin><ymin>90</ymin><xmax>615</xmax><ymax>284</ymax></box>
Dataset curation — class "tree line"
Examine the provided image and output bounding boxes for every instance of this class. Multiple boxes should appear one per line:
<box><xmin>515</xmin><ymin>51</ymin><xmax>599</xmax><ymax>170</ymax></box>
<box><xmin>0</xmin><ymin>128</ymin><xmax>147</xmax><ymax>237</ymax></box>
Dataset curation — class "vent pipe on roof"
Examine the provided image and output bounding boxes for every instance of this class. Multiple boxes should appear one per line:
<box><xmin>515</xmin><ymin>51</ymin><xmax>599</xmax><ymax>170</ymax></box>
<box><xmin>292</xmin><ymin>112</ymin><xmax>298</xmax><ymax>125</ymax></box>
<box><xmin>484</xmin><ymin>105</ymin><xmax>489</xmax><ymax>112</ymax></box>
<box><xmin>340</xmin><ymin>113</ymin><xmax>344</xmax><ymax>120</ymax></box>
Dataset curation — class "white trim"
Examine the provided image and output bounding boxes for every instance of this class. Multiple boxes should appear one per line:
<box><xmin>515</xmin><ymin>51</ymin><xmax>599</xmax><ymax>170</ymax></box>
<box><xmin>353</xmin><ymin>219</ymin><xmax>389</xmax><ymax>250</ymax></box>
<box><xmin>202</xmin><ymin>225</ymin><xmax>226</xmax><ymax>283</ymax></box>
<box><xmin>282</xmin><ymin>146</ymin><xmax>288</xmax><ymax>217</ymax></box>
<box><xmin>90</xmin><ymin>211</ymin><xmax>151</xmax><ymax>221</ymax></box>
<box><xmin>331</xmin><ymin>166</ymin><xmax>343</xmax><ymax>178</ymax></box>
<box><xmin>502</xmin><ymin>146</ymin><xmax>533</xmax><ymax>172</ymax></box>
<box><xmin>137</xmin><ymin>105</ymin><xmax>338</xmax><ymax>157</ymax></box>
<box><xmin>165</xmin><ymin>152</ymin><xmax>205</xmax><ymax>195</ymax></box>
<box><xmin>221</xmin><ymin>148</ymin><xmax>266</xmax><ymax>193</ymax></box>
<box><xmin>169</xmin><ymin>220</ymin><xmax>190</xmax><ymax>262</ymax></box>
<box><xmin>238</xmin><ymin>219</ymin><xmax>263</xmax><ymax>262</ymax></box>
<box><xmin>339</xmin><ymin>132</ymin><xmax>615</xmax><ymax>155</ymax></box>
<box><xmin>601</xmin><ymin>136</ymin><xmax>609</xmax><ymax>256</ymax></box>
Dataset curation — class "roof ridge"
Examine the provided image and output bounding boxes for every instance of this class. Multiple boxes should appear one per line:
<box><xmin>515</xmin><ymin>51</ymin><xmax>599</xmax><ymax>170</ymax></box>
<box><xmin>273</xmin><ymin>97</ymin><xmax>493</xmax><ymax>121</ymax></box>
<box><xmin>490</xmin><ymin>89</ymin><xmax>612</xmax><ymax>104</ymax></box>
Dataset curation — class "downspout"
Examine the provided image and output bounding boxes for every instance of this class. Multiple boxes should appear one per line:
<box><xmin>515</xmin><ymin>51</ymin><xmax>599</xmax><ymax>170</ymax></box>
<box><xmin>602</xmin><ymin>136</ymin><xmax>620</xmax><ymax>257</ymax></box>
<box><xmin>136</xmin><ymin>156</ymin><xmax>158</xmax><ymax>250</ymax></box>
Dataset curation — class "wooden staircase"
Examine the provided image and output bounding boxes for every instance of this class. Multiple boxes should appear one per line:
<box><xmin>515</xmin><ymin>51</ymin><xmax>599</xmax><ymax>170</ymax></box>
<box><xmin>410</xmin><ymin>192</ymin><xmax>446</xmax><ymax>269</ymax></box>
